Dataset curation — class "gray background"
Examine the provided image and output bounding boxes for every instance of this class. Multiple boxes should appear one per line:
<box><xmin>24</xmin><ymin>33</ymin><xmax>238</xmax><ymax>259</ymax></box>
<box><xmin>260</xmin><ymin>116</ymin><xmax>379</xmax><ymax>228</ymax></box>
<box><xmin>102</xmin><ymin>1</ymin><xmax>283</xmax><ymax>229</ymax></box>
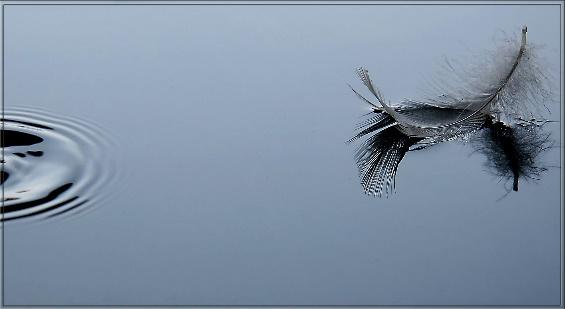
<box><xmin>2</xmin><ymin>4</ymin><xmax>562</xmax><ymax>305</ymax></box>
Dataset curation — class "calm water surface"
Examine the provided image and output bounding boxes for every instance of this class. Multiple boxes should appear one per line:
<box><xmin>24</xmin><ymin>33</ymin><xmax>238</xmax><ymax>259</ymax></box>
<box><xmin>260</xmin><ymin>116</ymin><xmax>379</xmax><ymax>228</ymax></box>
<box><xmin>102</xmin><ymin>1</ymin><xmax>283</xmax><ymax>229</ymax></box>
<box><xmin>1</xmin><ymin>4</ymin><xmax>561</xmax><ymax>306</ymax></box>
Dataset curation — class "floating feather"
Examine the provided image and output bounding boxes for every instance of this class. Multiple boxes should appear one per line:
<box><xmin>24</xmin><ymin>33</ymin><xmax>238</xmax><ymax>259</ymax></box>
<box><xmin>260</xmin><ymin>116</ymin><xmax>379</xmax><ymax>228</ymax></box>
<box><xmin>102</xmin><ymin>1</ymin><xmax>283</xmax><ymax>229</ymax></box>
<box><xmin>353</xmin><ymin>67</ymin><xmax>488</xmax><ymax>142</ymax></box>
<box><xmin>417</xmin><ymin>26</ymin><xmax>552</xmax><ymax>126</ymax></box>
<box><xmin>348</xmin><ymin>26</ymin><xmax>552</xmax><ymax>196</ymax></box>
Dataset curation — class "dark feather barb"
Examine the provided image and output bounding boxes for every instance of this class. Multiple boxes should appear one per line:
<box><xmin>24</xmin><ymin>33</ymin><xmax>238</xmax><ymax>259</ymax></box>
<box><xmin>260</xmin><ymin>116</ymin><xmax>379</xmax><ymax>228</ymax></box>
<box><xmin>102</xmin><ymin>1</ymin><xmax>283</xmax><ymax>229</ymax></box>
<box><xmin>356</xmin><ymin>67</ymin><xmax>387</xmax><ymax>106</ymax></box>
<box><xmin>348</xmin><ymin>112</ymin><xmax>397</xmax><ymax>144</ymax></box>
<box><xmin>348</xmin><ymin>83</ymin><xmax>381</xmax><ymax>109</ymax></box>
<box><xmin>354</xmin><ymin>126</ymin><xmax>421</xmax><ymax>197</ymax></box>
<box><xmin>354</xmin><ymin>112</ymin><xmax>389</xmax><ymax>130</ymax></box>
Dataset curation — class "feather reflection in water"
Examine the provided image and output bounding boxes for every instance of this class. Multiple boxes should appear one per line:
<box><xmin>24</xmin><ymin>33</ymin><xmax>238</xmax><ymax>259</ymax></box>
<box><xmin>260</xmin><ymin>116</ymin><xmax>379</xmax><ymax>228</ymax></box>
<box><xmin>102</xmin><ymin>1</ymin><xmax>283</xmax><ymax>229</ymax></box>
<box><xmin>348</xmin><ymin>111</ymin><xmax>422</xmax><ymax>196</ymax></box>
<box><xmin>471</xmin><ymin>119</ymin><xmax>552</xmax><ymax>192</ymax></box>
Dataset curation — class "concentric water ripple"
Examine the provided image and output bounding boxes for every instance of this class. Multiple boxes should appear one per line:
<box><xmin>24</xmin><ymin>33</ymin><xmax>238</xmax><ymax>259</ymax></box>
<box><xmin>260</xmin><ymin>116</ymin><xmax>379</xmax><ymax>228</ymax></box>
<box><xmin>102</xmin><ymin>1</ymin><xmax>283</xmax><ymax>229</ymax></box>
<box><xmin>1</xmin><ymin>107</ymin><xmax>118</xmax><ymax>222</ymax></box>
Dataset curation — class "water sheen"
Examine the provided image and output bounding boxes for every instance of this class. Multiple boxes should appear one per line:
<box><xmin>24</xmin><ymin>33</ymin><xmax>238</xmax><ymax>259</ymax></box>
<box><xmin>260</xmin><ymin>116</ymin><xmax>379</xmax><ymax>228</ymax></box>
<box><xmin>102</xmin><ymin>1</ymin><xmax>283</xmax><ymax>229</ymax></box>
<box><xmin>1</xmin><ymin>107</ymin><xmax>116</xmax><ymax>222</ymax></box>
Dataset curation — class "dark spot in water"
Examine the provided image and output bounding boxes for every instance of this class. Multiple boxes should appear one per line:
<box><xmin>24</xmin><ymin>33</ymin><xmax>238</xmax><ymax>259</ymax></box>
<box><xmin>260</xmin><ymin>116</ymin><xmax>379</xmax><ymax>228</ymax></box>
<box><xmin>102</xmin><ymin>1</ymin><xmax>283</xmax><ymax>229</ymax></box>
<box><xmin>1</xmin><ymin>130</ymin><xmax>44</xmax><ymax>147</ymax></box>
<box><xmin>27</xmin><ymin>150</ymin><xmax>44</xmax><ymax>157</ymax></box>
<box><xmin>3</xmin><ymin>196</ymin><xmax>80</xmax><ymax>222</ymax></box>
<box><xmin>0</xmin><ymin>170</ymin><xmax>9</xmax><ymax>185</ymax></box>
<box><xmin>2</xmin><ymin>183</ymin><xmax>74</xmax><ymax>214</ymax></box>
<box><xmin>0</xmin><ymin>118</ymin><xmax>53</xmax><ymax>130</ymax></box>
<box><xmin>2</xmin><ymin>109</ymin><xmax>115</xmax><ymax>222</ymax></box>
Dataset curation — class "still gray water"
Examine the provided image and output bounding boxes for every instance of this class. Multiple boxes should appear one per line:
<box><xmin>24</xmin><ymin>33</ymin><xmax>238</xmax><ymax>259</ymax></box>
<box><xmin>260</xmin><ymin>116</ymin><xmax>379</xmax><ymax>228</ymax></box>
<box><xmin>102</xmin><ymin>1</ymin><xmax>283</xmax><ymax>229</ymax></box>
<box><xmin>1</xmin><ymin>4</ymin><xmax>562</xmax><ymax>306</ymax></box>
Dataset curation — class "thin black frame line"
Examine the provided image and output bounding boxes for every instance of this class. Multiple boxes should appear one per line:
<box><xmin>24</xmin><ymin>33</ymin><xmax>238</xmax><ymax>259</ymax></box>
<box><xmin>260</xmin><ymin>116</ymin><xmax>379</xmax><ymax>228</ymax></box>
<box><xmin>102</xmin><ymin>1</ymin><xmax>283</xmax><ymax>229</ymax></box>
<box><xmin>0</xmin><ymin>304</ymin><xmax>548</xmax><ymax>307</ymax></box>
<box><xmin>1</xmin><ymin>0</ymin><xmax>562</xmax><ymax>1</ymax></box>
<box><xmin>3</xmin><ymin>0</ymin><xmax>561</xmax><ymax>6</ymax></box>
<box><xmin>0</xmin><ymin>1</ymin><xmax>563</xmax><ymax>308</ymax></box>
<box><xmin>561</xmin><ymin>3</ymin><xmax>564</xmax><ymax>309</ymax></box>
<box><xmin>1</xmin><ymin>2</ymin><xmax>5</xmax><ymax>307</ymax></box>
<box><xmin>0</xmin><ymin>0</ymin><xmax>562</xmax><ymax>2</ymax></box>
